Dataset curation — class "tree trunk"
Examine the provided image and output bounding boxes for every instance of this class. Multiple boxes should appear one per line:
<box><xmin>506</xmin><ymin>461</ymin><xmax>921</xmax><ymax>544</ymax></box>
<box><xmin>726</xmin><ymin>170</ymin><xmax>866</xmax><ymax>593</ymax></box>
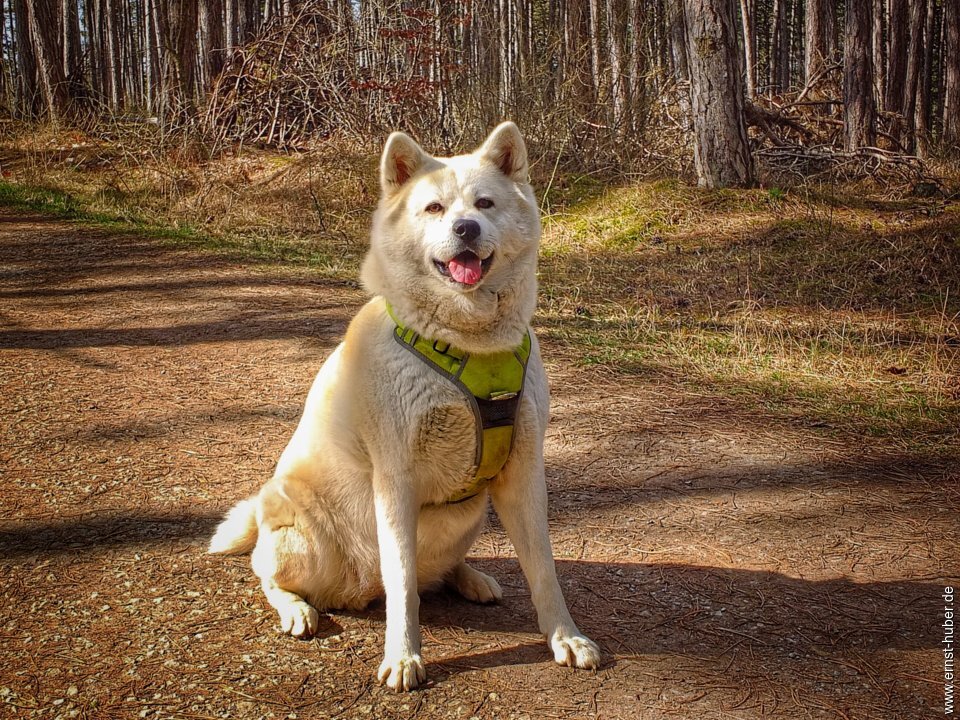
<box><xmin>238</xmin><ymin>0</ymin><xmax>257</xmax><ymax>42</ymax></box>
<box><xmin>902</xmin><ymin>0</ymin><xmax>927</xmax><ymax>153</ymax></box>
<box><xmin>770</xmin><ymin>0</ymin><xmax>786</xmax><ymax>93</ymax></box>
<box><xmin>669</xmin><ymin>0</ymin><xmax>691</xmax><ymax>120</ymax></box>
<box><xmin>606</xmin><ymin>0</ymin><xmax>628</xmax><ymax>128</ymax></box>
<box><xmin>566</xmin><ymin>0</ymin><xmax>595</xmax><ymax>114</ymax></box>
<box><xmin>201</xmin><ymin>0</ymin><xmax>225</xmax><ymax>94</ymax></box>
<box><xmin>805</xmin><ymin>0</ymin><xmax>829</xmax><ymax>83</ymax></box>
<box><xmin>0</xmin><ymin>0</ymin><xmax>7</xmax><ymax>113</ymax></box>
<box><xmin>844</xmin><ymin>0</ymin><xmax>876</xmax><ymax>151</ymax></box>
<box><xmin>885</xmin><ymin>0</ymin><xmax>908</xmax><ymax>116</ymax></box>
<box><xmin>780</xmin><ymin>0</ymin><xmax>792</xmax><ymax>90</ymax></box>
<box><xmin>914</xmin><ymin>0</ymin><xmax>936</xmax><ymax>157</ymax></box>
<box><xmin>823</xmin><ymin>0</ymin><xmax>836</xmax><ymax>60</ymax></box>
<box><xmin>945</xmin><ymin>0</ymin><xmax>960</xmax><ymax>150</ymax></box>
<box><xmin>871</xmin><ymin>0</ymin><xmax>884</xmax><ymax>106</ymax></box>
<box><xmin>61</xmin><ymin>0</ymin><xmax>83</xmax><ymax>96</ymax></box>
<box><xmin>144</xmin><ymin>0</ymin><xmax>160</xmax><ymax>113</ymax></box>
<box><xmin>14</xmin><ymin>0</ymin><xmax>40</xmax><ymax>117</ymax></box>
<box><xmin>682</xmin><ymin>0</ymin><xmax>755</xmax><ymax>187</ymax></box>
<box><xmin>739</xmin><ymin>0</ymin><xmax>756</xmax><ymax>98</ymax></box>
<box><xmin>225</xmin><ymin>0</ymin><xmax>236</xmax><ymax>48</ymax></box>
<box><xmin>588</xmin><ymin>0</ymin><xmax>603</xmax><ymax>106</ymax></box>
<box><xmin>104</xmin><ymin>0</ymin><xmax>122</xmax><ymax>111</ymax></box>
<box><xmin>154</xmin><ymin>0</ymin><xmax>198</xmax><ymax>114</ymax></box>
<box><xmin>24</xmin><ymin>0</ymin><xmax>71</xmax><ymax>120</ymax></box>
<box><xmin>627</xmin><ymin>0</ymin><xmax>647</xmax><ymax>132</ymax></box>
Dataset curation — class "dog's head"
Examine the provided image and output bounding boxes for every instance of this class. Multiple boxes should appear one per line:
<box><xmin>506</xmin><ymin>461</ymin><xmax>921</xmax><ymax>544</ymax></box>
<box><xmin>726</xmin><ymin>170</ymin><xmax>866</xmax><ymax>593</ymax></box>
<box><xmin>361</xmin><ymin>122</ymin><xmax>540</xmax><ymax>353</ymax></box>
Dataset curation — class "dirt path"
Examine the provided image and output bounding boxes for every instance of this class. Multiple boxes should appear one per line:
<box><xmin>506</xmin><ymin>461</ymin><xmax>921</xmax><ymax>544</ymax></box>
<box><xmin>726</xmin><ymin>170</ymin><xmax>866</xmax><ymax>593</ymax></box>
<box><xmin>1</xmin><ymin>209</ymin><xmax>955</xmax><ymax>719</ymax></box>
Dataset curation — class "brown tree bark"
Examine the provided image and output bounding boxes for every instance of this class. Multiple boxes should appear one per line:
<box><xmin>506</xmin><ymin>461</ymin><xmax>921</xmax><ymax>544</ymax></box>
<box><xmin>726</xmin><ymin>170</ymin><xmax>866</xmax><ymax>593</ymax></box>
<box><xmin>144</xmin><ymin>0</ymin><xmax>160</xmax><ymax>113</ymax></box>
<box><xmin>153</xmin><ymin>0</ymin><xmax>198</xmax><ymax>114</ymax></box>
<box><xmin>13</xmin><ymin>0</ymin><xmax>40</xmax><ymax>117</ymax></box>
<box><xmin>682</xmin><ymin>0</ymin><xmax>754</xmax><ymax>187</ymax></box>
<box><xmin>823</xmin><ymin>0</ymin><xmax>835</xmax><ymax>60</ymax></box>
<box><xmin>606</xmin><ymin>0</ymin><xmax>628</xmax><ymax>127</ymax></box>
<box><xmin>225</xmin><ymin>0</ymin><xmax>237</xmax><ymax>48</ymax></box>
<box><xmin>201</xmin><ymin>0</ymin><xmax>225</xmax><ymax>93</ymax></box>
<box><xmin>885</xmin><ymin>0</ymin><xmax>908</xmax><ymax>116</ymax></box>
<box><xmin>770</xmin><ymin>0</ymin><xmax>787</xmax><ymax>93</ymax></box>
<box><xmin>805</xmin><ymin>0</ymin><xmax>829</xmax><ymax>83</ymax></box>
<box><xmin>945</xmin><ymin>0</ymin><xmax>960</xmax><ymax>149</ymax></box>
<box><xmin>739</xmin><ymin>0</ymin><xmax>756</xmax><ymax>98</ymax></box>
<box><xmin>902</xmin><ymin>0</ymin><xmax>927</xmax><ymax>153</ymax></box>
<box><xmin>61</xmin><ymin>0</ymin><xmax>83</xmax><ymax>93</ymax></box>
<box><xmin>914</xmin><ymin>0</ymin><xmax>937</xmax><ymax>158</ymax></box>
<box><xmin>239</xmin><ymin>0</ymin><xmax>258</xmax><ymax>42</ymax></box>
<box><xmin>780</xmin><ymin>0</ymin><xmax>792</xmax><ymax>90</ymax></box>
<box><xmin>844</xmin><ymin>0</ymin><xmax>876</xmax><ymax>151</ymax></box>
<box><xmin>565</xmin><ymin>0</ymin><xmax>595</xmax><ymax>113</ymax></box>
<box><xmin>0</xmin><ymin>0</ymin><xmax>6</xmax><ymax>112</ymax></box>
<box><xmin>103</xmin><ymin>0</ymin><xmax>122</xmax><ymax>111</ymax></box>
<box><xmin>23</xmin><ymin>0</ymin><xmax>71</xmax><ymax>119</ymax></box>
<box><xmin>668</xmin><ymin>0</ymin><xmax>692</xmax><ymax>119</ymax></box>
<box><xmin>588</xmin><ymin>0</ymin><xmax>602</xmax><ymax>104</ymax></box>
<box><xmin>871</xmin><ymin>0</ymin><xmax>884</xmax><ymax>106</ymax></box>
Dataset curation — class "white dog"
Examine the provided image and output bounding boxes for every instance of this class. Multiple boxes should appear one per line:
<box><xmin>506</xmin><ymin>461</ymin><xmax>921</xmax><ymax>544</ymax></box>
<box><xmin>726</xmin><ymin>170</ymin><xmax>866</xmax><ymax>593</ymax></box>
<box><xmin>209</xmin><ymin>122</ymin><xmax>600</xmax><ymax>691</ymax></box>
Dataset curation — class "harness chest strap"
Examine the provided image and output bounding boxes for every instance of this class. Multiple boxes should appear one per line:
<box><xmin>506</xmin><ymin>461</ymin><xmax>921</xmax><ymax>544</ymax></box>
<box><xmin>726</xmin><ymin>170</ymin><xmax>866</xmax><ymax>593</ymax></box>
<box><xmin>385</xmin><ymin>301</ymin><xmax>531</xmax><ymax>503</ymax></box>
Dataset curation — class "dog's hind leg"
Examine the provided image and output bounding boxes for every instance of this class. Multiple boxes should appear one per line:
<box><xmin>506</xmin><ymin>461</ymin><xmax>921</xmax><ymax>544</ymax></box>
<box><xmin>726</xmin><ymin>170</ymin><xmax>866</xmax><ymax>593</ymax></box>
<box><xmin>249</xmin><ymin>484</ymin><xmax>330</xmax><ymax>638</ymax></box>
<box><xmin>261</xmin><ymin>578</ymin><xmax>320</xmax><ymax>638</ymax></box>
<box><xmin>446</xmin><ymin>562</ymin><xmax>502</xmax><ymax>604</ymax></box>
<box><xmin>251</xmin><ymin>524</ymin><xmax>323</xmax><ymax>638</ymax></box>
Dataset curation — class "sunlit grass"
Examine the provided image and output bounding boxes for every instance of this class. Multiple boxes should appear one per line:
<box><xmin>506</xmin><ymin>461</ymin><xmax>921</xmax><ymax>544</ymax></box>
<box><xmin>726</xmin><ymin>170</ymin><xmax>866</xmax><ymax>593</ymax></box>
<box><xmin>537</xmin><ymin>179</ymin><xmax>959</xmax><ymax>451</ymax></box>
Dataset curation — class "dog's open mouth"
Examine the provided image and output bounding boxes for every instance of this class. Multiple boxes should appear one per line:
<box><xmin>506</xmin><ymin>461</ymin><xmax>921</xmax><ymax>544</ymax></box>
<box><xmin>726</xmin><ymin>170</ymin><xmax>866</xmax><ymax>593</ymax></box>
<box><xmin>433</xmin><ymin>251</ymin><xmax>494</xmax><ymax>286</ymax></box>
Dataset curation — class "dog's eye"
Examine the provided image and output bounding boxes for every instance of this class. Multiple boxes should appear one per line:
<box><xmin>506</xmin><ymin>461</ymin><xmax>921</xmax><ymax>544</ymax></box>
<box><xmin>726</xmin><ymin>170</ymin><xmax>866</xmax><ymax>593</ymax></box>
<box><xmin>475</xmin><ymin>198</ymin><xmax>494</xmax><ymax>209</ymax></box>
<box><xmin>425</xmin><ymin>202</ymin><xmax>444</xmax><ymax>214</ymax></box>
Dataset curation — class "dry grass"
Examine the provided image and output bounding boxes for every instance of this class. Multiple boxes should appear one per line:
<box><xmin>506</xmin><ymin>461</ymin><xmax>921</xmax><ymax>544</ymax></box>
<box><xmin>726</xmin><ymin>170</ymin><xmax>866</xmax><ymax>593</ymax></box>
<box><xmin>2</xmin><ymin>124</ymin><xmax>958</xmax><ymax>454</ymax></box>
<box><xmin>538</xmin><ymin>179</ymin><xmax>959</xmax><ymax>451</ymax></box>
<box><xmin>0</xmin><ymin>123</ymin><xmax>374</xmax><ymax>275</ymax></box>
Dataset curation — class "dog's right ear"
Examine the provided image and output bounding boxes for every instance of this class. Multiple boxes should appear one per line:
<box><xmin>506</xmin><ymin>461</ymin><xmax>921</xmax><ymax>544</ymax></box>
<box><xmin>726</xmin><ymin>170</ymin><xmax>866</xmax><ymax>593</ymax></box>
<box><xmin>380</xmin><ymin>132</ymin><xmax>427</xmax><ymax>197</ymax></box>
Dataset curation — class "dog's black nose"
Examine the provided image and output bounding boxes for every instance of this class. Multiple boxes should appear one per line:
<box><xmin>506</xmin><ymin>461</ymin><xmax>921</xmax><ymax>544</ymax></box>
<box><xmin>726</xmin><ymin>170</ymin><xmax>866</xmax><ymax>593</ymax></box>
<box><xmin>452</xmin><ymin>219</ymin><xmax>481</xmax><ymax>245</ymax></box>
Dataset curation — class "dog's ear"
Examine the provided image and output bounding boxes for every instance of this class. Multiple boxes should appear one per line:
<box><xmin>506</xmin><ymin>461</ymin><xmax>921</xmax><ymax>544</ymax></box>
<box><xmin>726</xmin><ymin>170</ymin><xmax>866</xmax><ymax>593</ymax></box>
<box><xmin>478</xmin><ymin>122</ymin><xmax>528</xmax><ymax>183</ymax></box>
<box><xmin>380</xmin><ymin>132</ymin><xmax>428</xmax><ymax>196</ymax></box>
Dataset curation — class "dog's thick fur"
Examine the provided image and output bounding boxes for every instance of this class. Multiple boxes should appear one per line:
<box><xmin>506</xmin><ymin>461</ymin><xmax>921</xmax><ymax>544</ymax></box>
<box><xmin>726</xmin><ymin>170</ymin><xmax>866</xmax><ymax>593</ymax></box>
<box><xmin>209</xmin><ymin>123</ymin><xmax>600</xmax><ymax>690</ymax></box>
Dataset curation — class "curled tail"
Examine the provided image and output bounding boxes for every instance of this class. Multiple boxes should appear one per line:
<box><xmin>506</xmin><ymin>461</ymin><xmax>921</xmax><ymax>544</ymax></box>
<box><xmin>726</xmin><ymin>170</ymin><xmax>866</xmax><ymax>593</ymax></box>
<box><xmin>208</xmin><ymin>497</ymin><xmax>259</xmax><ymax>555</ymax></box>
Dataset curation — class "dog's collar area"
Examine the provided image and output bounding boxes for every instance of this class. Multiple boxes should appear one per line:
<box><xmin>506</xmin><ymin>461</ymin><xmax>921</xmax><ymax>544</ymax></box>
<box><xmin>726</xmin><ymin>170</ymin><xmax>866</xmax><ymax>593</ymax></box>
<box><xmin>384</xmin><ymin>300</ymin><xmax>531</xmax><ymax>505</ymax></box>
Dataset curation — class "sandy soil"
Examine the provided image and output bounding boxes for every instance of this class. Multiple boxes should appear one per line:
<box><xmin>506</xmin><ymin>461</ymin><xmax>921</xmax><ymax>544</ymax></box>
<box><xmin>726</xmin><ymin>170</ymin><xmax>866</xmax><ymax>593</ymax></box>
<box><xmin>1</xmin><ymin>209</ymin><xmax>955</xmax><ymax>719</ymax></box>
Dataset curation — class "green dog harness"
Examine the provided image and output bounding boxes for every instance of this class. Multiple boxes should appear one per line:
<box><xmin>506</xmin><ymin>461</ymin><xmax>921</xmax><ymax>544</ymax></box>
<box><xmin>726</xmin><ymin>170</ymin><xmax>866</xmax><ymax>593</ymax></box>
<box><xmin>385</xmin><ymin>302</ymin><xmax>531</xmax><ymax>503</ymax></box>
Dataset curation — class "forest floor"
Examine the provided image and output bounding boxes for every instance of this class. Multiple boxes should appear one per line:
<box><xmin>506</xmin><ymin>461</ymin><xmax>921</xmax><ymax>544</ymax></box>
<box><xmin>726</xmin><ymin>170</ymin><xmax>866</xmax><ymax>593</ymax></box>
<box><xmin>1</xmin><ymin>132</ymin><xmax>959</xmax><ymax>719</ymax></box>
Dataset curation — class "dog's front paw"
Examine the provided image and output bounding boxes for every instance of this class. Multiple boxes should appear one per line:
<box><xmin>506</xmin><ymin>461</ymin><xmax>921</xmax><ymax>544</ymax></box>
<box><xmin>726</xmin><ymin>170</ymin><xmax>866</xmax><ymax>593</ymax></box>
<box><xmin>550</xmin><ymin>630</ymin><xmax>601</xmax><ymax>670</ymax></box>
<box><xmin>277</xmin><ymin>600</ymin><xmax>319</xmax><ymax>638</ymax></box>
<box><xmin>377</xmin><ymin>653</ymin><xmax>426</xmax><ymax>692</ymax></box>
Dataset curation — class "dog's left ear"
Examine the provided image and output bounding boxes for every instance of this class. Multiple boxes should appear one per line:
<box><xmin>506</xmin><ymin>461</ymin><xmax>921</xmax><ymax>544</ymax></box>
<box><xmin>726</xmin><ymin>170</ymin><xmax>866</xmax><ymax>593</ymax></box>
<box><xmin>478</xmin><ymin>122</ymin><xmax>529</xmax><ymax>183</ymax></box>
<box><xmin>381</xmin><ymin>132</ymin><xmax>429</xmax><ymax>197</ymax></box>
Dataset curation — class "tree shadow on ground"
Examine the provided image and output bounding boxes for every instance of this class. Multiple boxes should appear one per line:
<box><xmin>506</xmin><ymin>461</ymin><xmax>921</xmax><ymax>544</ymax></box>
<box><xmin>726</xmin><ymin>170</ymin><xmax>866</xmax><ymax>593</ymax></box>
<box><xmin>0</xmin><ymin>311</ymin><xmax>350</xmax><ymax>349</ymax></box>
<box><xmin>0</xmin><ymin>213</ymin><xmax>359</xmax><ymax>349</ymax></box>
<box><xmin>544</xmin><ymin>452</ymin><xmax>957</xmax><ymax>513</ymax></box>
<box><xmin>0</xmin><ymin>513</ymin><xmax>221</xmax><ymax>559</ymax></box>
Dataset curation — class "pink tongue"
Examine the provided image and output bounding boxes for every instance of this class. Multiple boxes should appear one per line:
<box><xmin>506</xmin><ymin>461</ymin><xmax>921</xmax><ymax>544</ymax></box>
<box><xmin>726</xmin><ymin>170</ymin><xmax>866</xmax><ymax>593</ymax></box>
<box><xmin>448</xmin><ymin>254</ymin><xmax>482</xmax><ymax>285</ymax></box>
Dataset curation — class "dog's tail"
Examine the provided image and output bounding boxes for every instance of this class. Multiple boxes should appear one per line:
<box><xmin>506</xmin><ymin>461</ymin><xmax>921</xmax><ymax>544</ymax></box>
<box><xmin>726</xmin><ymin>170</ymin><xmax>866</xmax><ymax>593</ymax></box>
<box><xmin>208</xmin><ymin>497</ymin><xmax>258</xmax><ymax>555</ymax></box>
